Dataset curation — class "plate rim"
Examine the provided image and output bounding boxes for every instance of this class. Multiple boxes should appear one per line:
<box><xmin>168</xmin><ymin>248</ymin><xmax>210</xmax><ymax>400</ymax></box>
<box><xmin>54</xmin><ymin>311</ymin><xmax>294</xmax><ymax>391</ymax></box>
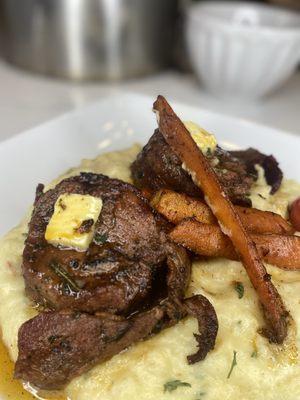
<box><xmin>0</xmin><ymin>91</ymin><xmax>299</xmax><ymax>149</ymax></box>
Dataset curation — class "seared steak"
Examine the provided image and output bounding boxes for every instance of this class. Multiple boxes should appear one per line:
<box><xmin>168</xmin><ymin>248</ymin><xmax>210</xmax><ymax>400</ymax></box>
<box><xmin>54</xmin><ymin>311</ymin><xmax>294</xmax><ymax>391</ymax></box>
<box><xmin>132</xmin><ymin>130</ymin><xmax>201</xmax><ymax>198</ymax></box>
<box><xmin>15</xmin><ymin>295</ymin><xmax>217</xmax><ymax>390</ymax></box>
<box><xmin>131</xmin><ymin>130</ymin><xmax>254</xmax><ymax>205</ymax></box>
<box><xmin>16</xmin><ymin>173</ymin><xmax>218</xmax><ymax>390</ymax></box>
<box><xmin>230</xmin><ymin>148</ymin><xmax>283</xmax><ymax>194</ymax></box>
<box><xmin>23</xmin><ymin>173</ymin><xmax>185</xmax><ymax>315</ymax></box>
<box><xmin>15</xmin><ymin>308</ymin><xmax>163</xmax><ymax>390</ymax></box>
<box><xmin>131</xmin><ymin>130</ymin><xmax>282</xmax><ymax>206</ymax></box>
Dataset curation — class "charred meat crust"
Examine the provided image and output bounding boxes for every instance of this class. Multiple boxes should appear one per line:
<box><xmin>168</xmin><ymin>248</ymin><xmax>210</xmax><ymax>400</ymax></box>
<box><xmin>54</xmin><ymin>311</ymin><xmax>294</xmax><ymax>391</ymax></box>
<box><xmin>131</xmin><ymin>130</ymin><xmax>255</xmax><ymax>206</ymax></box>
<box><xmin>15</xmin><ymin>294</ymin><xmax>218</xmax><ymax>390</ymax></box>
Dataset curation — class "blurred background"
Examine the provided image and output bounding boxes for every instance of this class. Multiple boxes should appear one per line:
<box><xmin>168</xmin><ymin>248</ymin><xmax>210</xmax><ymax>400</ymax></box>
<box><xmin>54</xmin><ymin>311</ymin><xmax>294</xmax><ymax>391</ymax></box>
<box><xmin>0</xmin><ymin>0</ymin><xmax>299</xmax><ymax>140</ymax></box>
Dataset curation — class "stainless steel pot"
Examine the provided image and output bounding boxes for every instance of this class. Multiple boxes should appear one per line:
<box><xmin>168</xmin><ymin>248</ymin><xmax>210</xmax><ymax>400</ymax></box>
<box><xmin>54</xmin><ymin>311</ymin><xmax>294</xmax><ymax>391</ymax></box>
<box><xmin>0</xmin><ymin>0</ymin><xmax>178</xmax><ymax>80</ymax></box>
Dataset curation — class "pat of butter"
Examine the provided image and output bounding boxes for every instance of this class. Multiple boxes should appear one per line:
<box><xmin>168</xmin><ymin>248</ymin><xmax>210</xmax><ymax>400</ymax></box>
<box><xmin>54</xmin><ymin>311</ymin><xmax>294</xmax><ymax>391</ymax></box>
<box><xmin>45</xmin><ymin>194</ymin><xmax>103</xmax><ymax>251</ymax></box>
<box><xmin>184</xmin><ymin>121</ymin><xmax>217</xmax><ymax>155</ymax></box>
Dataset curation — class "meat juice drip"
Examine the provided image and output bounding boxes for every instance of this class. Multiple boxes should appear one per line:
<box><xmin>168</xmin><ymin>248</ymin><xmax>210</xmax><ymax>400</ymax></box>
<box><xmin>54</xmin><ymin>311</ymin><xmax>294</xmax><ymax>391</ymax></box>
<box><xmin>0</xmin><ymin>338</ymin><xmax>66</xmax><ymax>400</ymax></box>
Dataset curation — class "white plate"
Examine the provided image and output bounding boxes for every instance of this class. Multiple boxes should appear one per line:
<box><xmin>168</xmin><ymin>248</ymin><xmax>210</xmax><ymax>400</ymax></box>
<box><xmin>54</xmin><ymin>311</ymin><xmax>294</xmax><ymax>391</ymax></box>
<box><xmin>0</xmin><ymin>92</ymin><xmax>299</xmax><ymax>237</ymax></box>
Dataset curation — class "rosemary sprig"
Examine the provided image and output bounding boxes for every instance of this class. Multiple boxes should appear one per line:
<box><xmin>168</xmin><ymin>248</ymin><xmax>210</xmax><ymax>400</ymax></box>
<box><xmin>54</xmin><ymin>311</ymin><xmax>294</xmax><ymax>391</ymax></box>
<box><xmin>227</xmin><ymin>351</ymin><xmax>237</xmax><ymax>379</ymax></box>
<box><xmin>251</xmin><ymin>350</ymin><xmax>258</xmax><ymax>358</ymax></box>
<box><xmin>94</xmin><ymin>232</ymin><xmax>108</xmax><ymax>245</ymax></box>
<box><xmin>50</xmin><ymin>262</ymin><xmax>79</xmax><ymax>292</ymax></box>
<box><xmin>163</xmin><ymin>380</ymin><xmax>191</xmax><ymax>393</ymax></box>
<box><xmin>234</xmin><ymin>282</ymin><xmax>244</xmax><ymax>299</ymax></box>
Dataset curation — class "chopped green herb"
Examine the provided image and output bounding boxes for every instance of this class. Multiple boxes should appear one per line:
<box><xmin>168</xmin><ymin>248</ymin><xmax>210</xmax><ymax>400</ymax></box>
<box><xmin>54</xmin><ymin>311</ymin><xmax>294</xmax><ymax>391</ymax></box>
<box><xmin>196</xmin><ymin>392</ymin><xmax>206</xmax><ymax>399</ymax></box>
<box><xmin>50</xmin><ymin>262</ymin><xmax>79</xmax><ymax>292</ymax></box>
<box><xmin>94</xmin><ymin>232</ymin><xmax>108</xmax><ymax>245</ymax></box>
<box><xmin>61</xmin><ymin>282</ymin><xmax>76</xmax><ymax>295</ymax></box>
<box><xmin>163</xmin><ymin>380</ymin><xmax>191</xmax><ymax>393</ymax></box>
<box><xmin>227</xmin><ymin>351</ymin><xmax>237</xmax><ymax>379</ymax></box>
<box><xmin>258</xmin><ymin>194</ymin><xmax>267</xmax><ymax>200</ymax></box>
<box><xmin>48</xmin><ymin>335</ymin><xmax>59</xmax><ymax>344</ymax></box>
<box><xmin>251</xmin><ymin>350</ymin><xmax>258</xmax><ymax>358</ymax></box>
<box><xmin>136</xmin><ymin>170</ymin><xmax>144</xmax><ymax>180</ymax></box>
<box><xmin>234</xmin><ymin>282</ymin><xmax>244</xmax><ymax>299</ymax></box>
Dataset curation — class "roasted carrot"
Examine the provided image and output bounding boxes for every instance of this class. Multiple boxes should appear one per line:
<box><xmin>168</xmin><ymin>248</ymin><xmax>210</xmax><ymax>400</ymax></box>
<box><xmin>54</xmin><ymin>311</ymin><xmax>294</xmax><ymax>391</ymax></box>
<box><xmin>153</xmin><ymin>95</ymin><xmax>289</xmax><ymax>343</ymax></box>
<box><xmin>170</xmin><ymin>220</ymin><xmax>300</xmax><ymax>270</ymax></box>
<box><xmin>151</xmin><ymin>189</ymin><xmax>294</xmax><ymax>235</ymax></box>
<box><xmin>151</xmin><ymin>190</ymin><xmax>216</xmax><ymax>225</ymax></box>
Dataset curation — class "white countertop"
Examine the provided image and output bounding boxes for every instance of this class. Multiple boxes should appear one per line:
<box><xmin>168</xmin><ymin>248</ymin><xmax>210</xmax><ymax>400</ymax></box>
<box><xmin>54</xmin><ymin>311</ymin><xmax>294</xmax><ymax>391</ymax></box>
<box><xmin>0</xmin><ymin>59</ymin><xmax>299</xmax><ymax>142</ymax></box>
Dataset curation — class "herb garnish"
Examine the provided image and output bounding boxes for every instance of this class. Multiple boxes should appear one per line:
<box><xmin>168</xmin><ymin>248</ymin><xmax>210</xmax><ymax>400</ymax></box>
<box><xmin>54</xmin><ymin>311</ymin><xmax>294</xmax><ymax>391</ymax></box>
<box><xmin>163</xmin><ymin>380</ymin><xmax>191</xmax><ymax>393</ymax></box>
<box><xmin>50</xmin><ymin>262</ymin><xmax>79</xmax><ymax>292</ymax></box>
<box><xmin>251</xmin><ymin>350</ymin><xmax>258</xmax><ymax>358</ymax></box>
<box><xmin>94</xmin><ymin>232</ymin><xmax>108</xmax><ymax>245</ymax></box>
<box><xmin>227</xmin><ymin>350</ymin><xmax>237</xmax><ymax>379</ymax></box>
<box><xmin>258</xmin><ymin>194</ymin><xmax>267</xmax><ymax>200</ymax></box>
<box><xmin>234</xmin><ymin>282</ymin><xmax>244</xmax><ymax>299</ymax></box>
<box><xmin>195</xmin><ymin>392</ymin><xmax>206</xmax><ymax>399</ymax></box>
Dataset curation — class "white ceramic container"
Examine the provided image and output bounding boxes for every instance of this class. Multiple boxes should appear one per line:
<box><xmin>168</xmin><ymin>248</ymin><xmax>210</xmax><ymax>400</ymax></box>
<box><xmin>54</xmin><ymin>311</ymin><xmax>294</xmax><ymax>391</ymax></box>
<box><xmin>186</xmin><ymin>1</ymin><xmax>300</xmax><ymax>99</ymax></box>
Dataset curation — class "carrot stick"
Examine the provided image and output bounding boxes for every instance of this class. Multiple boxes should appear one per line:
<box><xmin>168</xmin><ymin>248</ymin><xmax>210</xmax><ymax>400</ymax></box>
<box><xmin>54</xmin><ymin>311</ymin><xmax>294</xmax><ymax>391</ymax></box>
<box><xmin>153</xmin><ymin>95</ymin><xmax>289</xmax><ymax>343</ymax></box>
<box><xmin>151</xmin><ymin>189</ymin><xmax>294</xmax><ymax>235</ymax></box>
<box><xmin>170</xmin><ymin>220</ymin><xmax>300</xmax><ymax>270</ymax></box>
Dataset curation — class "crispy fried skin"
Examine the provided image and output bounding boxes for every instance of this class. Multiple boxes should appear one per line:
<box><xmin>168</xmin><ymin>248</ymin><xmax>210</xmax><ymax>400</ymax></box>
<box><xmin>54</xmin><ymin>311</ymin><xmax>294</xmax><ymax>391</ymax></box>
<box><xmin>151</xmin><ymin>190</ymin><xmax>294</xmax><ymax>235</ymax></box>
<box><xmin>153</xmin><ymin>95</ymin><xmax>289</xmax><ymax>344</ymax></box>
<box><xmin>170</xmin><ymin>220</ymin><xmax>300</xmax><ymax>270</ymax></box>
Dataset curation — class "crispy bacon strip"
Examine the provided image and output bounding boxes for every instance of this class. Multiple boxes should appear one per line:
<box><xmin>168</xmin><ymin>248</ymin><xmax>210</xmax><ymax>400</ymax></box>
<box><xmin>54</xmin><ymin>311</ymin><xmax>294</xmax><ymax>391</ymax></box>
<box><xmin>170</xmin><ymin>220</ymin><xmax>300</xmax><ymax>270</ymax></box>
<box><xmin>153</xmin><ymin>95</ymin><xmax>289</xmax><ymax>343</ymax></box>
<box><xmin>151</xmin><ymin>189</ymin><xmax>294</xmax><ymax>235</ymax></box>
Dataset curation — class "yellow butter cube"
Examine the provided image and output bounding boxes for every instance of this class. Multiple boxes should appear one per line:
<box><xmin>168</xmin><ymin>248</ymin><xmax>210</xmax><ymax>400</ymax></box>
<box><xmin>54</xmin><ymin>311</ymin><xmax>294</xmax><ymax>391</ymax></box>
<box><xmin>184</xmin><ymin>121</ymin><xmax>217</xmax><ymax>155</ymax></box>
<box><xmin>45</xmin><ymin>193</ymin><xmax>103</xmax><ymax>251</ymax></box>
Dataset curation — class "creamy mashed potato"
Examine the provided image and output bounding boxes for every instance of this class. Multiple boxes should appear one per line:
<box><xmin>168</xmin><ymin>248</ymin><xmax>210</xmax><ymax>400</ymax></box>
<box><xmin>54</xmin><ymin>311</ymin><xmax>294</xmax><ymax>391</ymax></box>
<box><xmin>1</xmin><ymin>145</ymin><xmax>300</xmax><ymax>400</ymax></box>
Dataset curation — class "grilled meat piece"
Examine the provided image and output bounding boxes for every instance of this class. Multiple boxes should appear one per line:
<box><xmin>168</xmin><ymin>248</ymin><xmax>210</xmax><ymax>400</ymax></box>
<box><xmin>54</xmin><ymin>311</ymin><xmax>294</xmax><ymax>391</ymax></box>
<box><xmin>23</xmin><ymin>173</ymin><xmax>184</xmax><ymax>315</ymax></box>
<box><xmin>131</xmin><ymin>131</ymin><xmax>283</xmax><ymax>205</ymax></box>
<box><xmin>132</xmin><ymin>129</ymin><xmax>200</xmax><ymax>198</ymax></box>
<box><xmin>213</xmin><ymin>147</ymin><xmax>255</xmax><ymax>205</ymax></box>
<box><xmin>15</xmin><ymin>308</ymin><xmax>163</xmax><ymax>390</ymax></box>
<box><xmin>17</xmin><ymin>172</ymin><xmax>218</xmax><ymax>390</ymax></box>
<box><xmin>131</xmin><ymin>130</ymin><xmax>255</xmax><ymax>206</ymax></box>
<box><xmin>230</xmin><ymin>148</ymin><xmax>283</xmax><ymax>194</ymax></box>
<box><xmin>15</xmin><ymin>294</ymin><xmax>217</xmax><ymax>390</ymax></box>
